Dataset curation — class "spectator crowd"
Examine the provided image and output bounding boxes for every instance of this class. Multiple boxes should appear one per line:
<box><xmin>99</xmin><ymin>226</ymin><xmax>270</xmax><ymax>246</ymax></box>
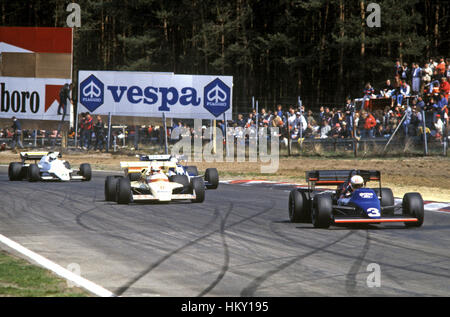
<box><xmin>1</xmin><ymin>57</ymin><xmax>448</xmax><ymax>151</ymax></box>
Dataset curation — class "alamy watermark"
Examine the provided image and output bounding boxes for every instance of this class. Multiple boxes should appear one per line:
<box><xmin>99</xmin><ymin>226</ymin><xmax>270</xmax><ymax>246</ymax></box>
<box><xmin>366</xmin><ymin>263</ymin><xmax>381</xmax><ymax>288</ymax></box>
<box><xmin>366</xmin><ymin>3</ymin><xmax>381</xmax><ymax>28</ymax></box>
<box><xmin>170</xmin><ymin>119</ymin><xmax>279</xmax><ymax>173</ymax></box>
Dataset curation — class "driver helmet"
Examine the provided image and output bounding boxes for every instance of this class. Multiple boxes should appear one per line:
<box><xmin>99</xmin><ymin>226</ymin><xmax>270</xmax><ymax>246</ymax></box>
<box><xmin>350</xmin><ymin>175</ymin><xmax>364</xmax><ymax>190</ymax></box>
<box><xmin>151</xmin><ymin>165</ymin><xmax>162</xmax><ymax>174</ymax></box>
<box><xmin>48</xmin><ymin>153</ymin><xmax>58</xmax><ymax>162</ymax></box>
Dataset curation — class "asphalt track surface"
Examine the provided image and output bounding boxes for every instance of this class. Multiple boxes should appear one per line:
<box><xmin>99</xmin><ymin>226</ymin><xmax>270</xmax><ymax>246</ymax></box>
<box><xmin>0</xmin><ymin>167</ymin><xmax>449</xmax><ymax>297</ymax></box>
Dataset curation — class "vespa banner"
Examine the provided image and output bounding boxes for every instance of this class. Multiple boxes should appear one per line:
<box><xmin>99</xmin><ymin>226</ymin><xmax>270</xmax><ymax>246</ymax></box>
<box><xmin>78</xmin><ymin>71</ymin><xmax>233</xmax><ymax>119</ymax></box>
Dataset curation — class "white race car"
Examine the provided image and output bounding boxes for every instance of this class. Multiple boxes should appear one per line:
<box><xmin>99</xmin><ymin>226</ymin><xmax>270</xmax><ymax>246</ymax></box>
<box><xmin>104</xmin><ymin>160</ymin><xmax>205</xmax><ymax>204</ymax></box>
<box><xmin>137</xmin><ymin>155</ymin><xmax>219</xmax><ymax>189</ymax></box>
<box><xmin>8</xmin><ymin>152</ymin><xmax>92</xmax><ymax>182</ymax></box>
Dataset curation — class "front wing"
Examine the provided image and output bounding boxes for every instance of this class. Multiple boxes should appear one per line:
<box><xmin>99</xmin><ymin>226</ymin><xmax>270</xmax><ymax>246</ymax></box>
<box><xmin>132</xmin><ymin>193</ymin><xmax>196</xmax><ymax>202</ymax></box>
<box><xmin>332</xmin><ymin>204</ymin><xmax>420</xmax><ymax>224</ymax></box>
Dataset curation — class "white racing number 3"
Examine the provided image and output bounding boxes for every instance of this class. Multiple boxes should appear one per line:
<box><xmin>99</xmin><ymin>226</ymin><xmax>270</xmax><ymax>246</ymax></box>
<box><xmin>367</xmin><ymin>208</ymin><xmax>380</xmax><ymax>218</ymax></box>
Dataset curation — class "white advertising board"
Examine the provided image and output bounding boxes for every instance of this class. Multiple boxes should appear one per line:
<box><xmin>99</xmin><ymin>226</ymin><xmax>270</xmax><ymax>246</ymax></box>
<box><xmin>0</xmin><ymin>76</ymin><xmax>71</xmax><ymax>120</ymax></box>
<box><xmin>78</xmin><ymin>71</ymin><xmax>233</xmax><ymax>119</ymax></box>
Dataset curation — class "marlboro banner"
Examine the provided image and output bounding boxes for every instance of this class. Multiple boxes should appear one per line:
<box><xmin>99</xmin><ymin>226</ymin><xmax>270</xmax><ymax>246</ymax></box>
<box><xmin>0</xmin><ymin>77</ymin><xmax>71</xmax><ymax>120</ymax></box>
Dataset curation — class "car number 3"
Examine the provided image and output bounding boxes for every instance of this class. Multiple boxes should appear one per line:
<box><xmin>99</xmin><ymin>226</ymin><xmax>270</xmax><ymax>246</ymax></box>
<box><xmin>367</xmin><ymin>208</ymin><xmax>380</xmax><ymax>218</ymax></box>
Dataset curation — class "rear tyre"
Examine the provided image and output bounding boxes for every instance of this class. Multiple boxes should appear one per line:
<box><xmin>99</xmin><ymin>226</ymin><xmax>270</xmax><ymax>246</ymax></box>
<box><xmin>8</xmin><ymin>162</ymin><xmax>23</xmax><ymax>181</ymax></box>
<box><xmin>312</xmin><ymin>194</ymin><xmax>333</xmax><ymax>229</ymax></box>
<box><xmin>27</xmin><ymin>164</ymin><xmax>41</xmax><ymax>182</ymax></box>
<box><xmin>289</xmin><ymin>190</ymin><xmax>310</xmax><ymax>223</ymax></box>
<box><xmin>373</xmin><ymin>188</ymin><xmax>395</xmax><ymax>215</ymax></box>
<box><xmin>191</xmin><ymin>177</ymin><xmax>205</xmax><ymax>203</ymax></box>
<box><xmin>105</xmin><ymin>176</ymin><xmax>119</xmax><ymax>201</ymax></box>
<box><xmin>402</xmin><ymin>193</ymin><xmax>424</xmax><ymax>227</ymax></box>
<box><xmin>80</xmin><ymin>163</ymin><xmax>92</xmax><ymax>181</ymax></box>
<box><xmin>205</xmin><ymin>168</ymin><xmax>219</xmax><ymax>189</ymax></box>
<box><xmin>116</xmin><ymin>177</ymin><xmax>132</xmax><ymax>204</ymax></box>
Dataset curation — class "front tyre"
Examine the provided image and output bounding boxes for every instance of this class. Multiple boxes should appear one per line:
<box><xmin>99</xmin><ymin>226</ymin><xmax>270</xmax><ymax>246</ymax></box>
<box><xmin>191</xmin><ymin>177</ymin><xmax>205</xmax><ymax>203</ymax></box>
<box><xmin>312</xmin><ymin>194</ymin><xmax>333</xmax><ymax>229</ymax></box>
<box><xmin>80</xmin><ymin>163</ymin><xmax>92</xmax><ymax>181</ymax></box>
<box><xmin>205</xmin><ymin>168</ymin><xmax>219</xmax><ymax>189</ymax></box>
<box><xmin>402</xmin><ymin>193</ymin><xmax>424</xmax><ymax>227</ymax></box>
<box><xmin>116</xmin><ymin>177</ymin><xmax>132</xmax><ymax>204</ymax></box>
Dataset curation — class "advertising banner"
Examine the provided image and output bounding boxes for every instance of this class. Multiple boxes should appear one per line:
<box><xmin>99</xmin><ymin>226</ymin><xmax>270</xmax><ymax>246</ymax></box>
<box><xmin>0</xmin><ymin>76</ymin><xmax>71</xmax><ymax>120</ymax></box>
<box><xmin>78</xmin><ymin>71</ymin><xmax>233</xmax><ymax>120</ymax></box>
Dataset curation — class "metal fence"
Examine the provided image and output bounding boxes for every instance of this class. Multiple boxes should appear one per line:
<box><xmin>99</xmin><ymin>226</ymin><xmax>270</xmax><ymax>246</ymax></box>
<box><xmin>1</xmin><ymin>107</ymin><xmax>448</xmax><ymax>158</ymax></box>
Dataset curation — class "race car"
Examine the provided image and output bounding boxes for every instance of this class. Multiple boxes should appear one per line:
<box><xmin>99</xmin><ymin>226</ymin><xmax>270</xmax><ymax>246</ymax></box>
<box><xmin>104</xmin><ymin>160</ymin><xmax>205</xmax><ymax>204</ymax></box>
<box><xmin>288</xmin><ymin>169</ymin><xmax>424</xmax><ymax>228</ymax></box>
<box><xmin>136</xmin><ymin>154</ymin><xmax>219</xmax><ymax>189</ymax></box>
<box><xmin>8</xmin><ymin>152</ymin><xmax>92</xmax><ymax>182</ymax></box>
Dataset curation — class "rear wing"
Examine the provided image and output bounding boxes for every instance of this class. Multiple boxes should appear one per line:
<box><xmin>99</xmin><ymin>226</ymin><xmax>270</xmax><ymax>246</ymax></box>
<box><xmin>138</xmin><ymin>154</ymin><xmax>188</xmax><ymax>162</ymax></box>
<box><xmin>20</xmin><ymin>152</ymin><xmax>61</xmax><ymax>162</ymax></box>
<box><xmin>306</xmin><ymin>170</ymin><xmax>381</xmax><ymax>186</ymax></box>
<box><xmin>120</xmin><ymin>160</ymin><xmax>177</xmax><ymax>173</ymax></box>
<box><xmin>138</xmin><ymin>154</ymin><xmax>172</xmax><ymax>162</ymax></box>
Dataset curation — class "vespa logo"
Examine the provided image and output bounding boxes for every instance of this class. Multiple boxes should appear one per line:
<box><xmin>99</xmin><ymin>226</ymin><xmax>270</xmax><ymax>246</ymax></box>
<box><xmin>80</xmin><ymin>75</ymin><xmax>104</xmax><ymax>112</ymax></box>
<box><xmin>204</xmin><ymin>78</ymin><xmax>231</xmax><ymax>117</ymax></box>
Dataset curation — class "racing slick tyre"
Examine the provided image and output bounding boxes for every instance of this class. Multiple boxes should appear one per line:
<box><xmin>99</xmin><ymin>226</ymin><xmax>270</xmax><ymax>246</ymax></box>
<box><xmin>373</xmin><ymin>188</ymin><xmax>395</xmax><ymax>215</ymax></box>
<box><xmin>8</xmin><ymin>162</ymin><xmax>23</xmax><ymax>181</ymax></box>
<box><xmin>170</xmin><ymin>175</ymin><xmax>190</xmax><ymax>194</ymax></box>
<box><xmin>27</xmin><ymin>164</ymin><xmax>41</xmax><ymax>182</ymax></box>
<box><xmin>186</xmin><ymin>166</ymin><xmax>199</xmax><ymax>177</ymax></box>
<box><xmin>312</xmin><ymin>193</ymin><xmax>333</xmax><ymax>229</ymax></box>
<box><xmin>205</xmin><ymin>168</ymin><xmax>219</xmax><ymax>189</ymax></box>
<box><xmin>116</xmin><ymin>177</ymin><xmax>132</xmax><ymax>204</ymax></box>
<box><xmin>80</xmin><ymin>163</ymin><xmax>92</xmax><ymax>181</ymax></box>
<box><xmin>402</xmin><ymin>193</ymin><xmax>424</xmax><ymax>227</ymax></box>
<box><xmin>289</xmin><ymin>189</ymin><xmax>310</xmax><ymax>223</ymax></box>
<box><xmin>105</xmin><ymin>176</ymin><xmax>120</xmax><ymax>202</ymax></box>
<box><xmin>191</xmin><ymin>177</ymin><xmax>205</xmax><ymax>203</ymax></box>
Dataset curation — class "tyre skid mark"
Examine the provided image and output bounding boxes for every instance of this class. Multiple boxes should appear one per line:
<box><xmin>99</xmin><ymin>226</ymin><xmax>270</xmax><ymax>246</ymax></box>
<box><xmin>115</xmin><ymin>200</ymin><xmax>276</xmax><ymax>296</ymax></box>
<box><xmin>240</xmin><ymin>231</ymin><xmax>355</xmax><ymax>297</ymax></box>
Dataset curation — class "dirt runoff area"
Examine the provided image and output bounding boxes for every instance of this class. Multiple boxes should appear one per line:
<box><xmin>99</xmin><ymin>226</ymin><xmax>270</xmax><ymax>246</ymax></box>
<box><xmin>1</xmin><ymin>151</ymin><xmax>449</xmax><ymax>202</ymax></box>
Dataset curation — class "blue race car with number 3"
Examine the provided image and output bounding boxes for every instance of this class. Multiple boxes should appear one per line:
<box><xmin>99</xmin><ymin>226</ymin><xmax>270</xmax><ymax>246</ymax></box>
<box><xmin>288</xmin><ymin>170</ymin><xmax>424</xmax><ymax>229</ymax></box>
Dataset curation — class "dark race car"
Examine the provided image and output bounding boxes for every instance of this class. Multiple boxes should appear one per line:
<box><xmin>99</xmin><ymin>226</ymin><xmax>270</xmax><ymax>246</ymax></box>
<box><xmin>288</xmin><ymin>169</ymin><xmax>424</xmax><ymax>229</ymax></box>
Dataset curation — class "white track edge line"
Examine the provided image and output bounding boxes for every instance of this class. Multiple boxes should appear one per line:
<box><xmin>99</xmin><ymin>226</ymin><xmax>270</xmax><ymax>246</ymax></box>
<box><xmin>0</xmin><ymin>233</ymin><xmax>116</xmax><ymax>297</ymax></box>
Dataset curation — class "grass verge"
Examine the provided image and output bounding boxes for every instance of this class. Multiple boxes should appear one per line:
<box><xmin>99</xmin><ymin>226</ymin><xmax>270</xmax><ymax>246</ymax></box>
<box><xmin>0</xmin><ymin>250</ymin><xmax>89</xmax><ymax>297</ymax></box>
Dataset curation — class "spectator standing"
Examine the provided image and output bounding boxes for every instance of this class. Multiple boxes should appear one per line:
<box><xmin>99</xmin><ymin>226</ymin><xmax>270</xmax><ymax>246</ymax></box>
<box><xmin>422</xmin><ymin>63</ymin><xmax>433</xmax><ymax>91</ymax></box>
<box><xmin>236</xmin><ymin>114</ymin><xmax>246</xmax><ymax>128</ymax></box>
<box><xmin>295</xmin><ymin>111</ymin><xmax>307</xmax><ymax>136</ymax></box>
<box><xmin>440</xmin><ymin>77</ymin><xmax>450</xmax><ymax>99</ymax></box>
<box><xmin>411</xmin><ymin>63</ymin><xmax>422</xmax><ymax>94</ymax></box>
<box><xmin>434</xmin><ymin>114</ymin><xmax>444</xmax><ymax>141</ymax></box>
<box><xmin>318</xmin><ymin>106</ymin><xmax>325</xmax><ymax>122</ymax></box>
<box><xmin>394</xmin><ymin>60</ymin><xmax>402</xmax><ymax>77</ymax></box>
<box><xmin>94</xmin><ymin>115</ymin><xmax>105</xmax><ymax>151</ymax></box>
<box><xmin>320</xmin><ymin>119</ymin><xmax>331</xmax><ymax>139</ymax></box>
<box><xmin>11</xmin><ymin>116</ymin><xmax>24</xmax><ymax>150</ymax></box>
<box><xmin>400</xmin><ymin>62</ymin><xmax>410</xmax><ymax>83</ymax></box>
<box><xmin>58</xmin><ymin>83</ymin><xmax>73</xmax><ymax>116</ymax></box>
<box><xmin>397</xmin><ymin>81</ymin><xmax>410</xmax><ymax>106</ymax></box>
<box><xmin>363</xmin><ymin>112</ymin><xmax>377</xmax><ymax>138</ymax></box>
<box><xmin>436</xmin><ymin>58</ymin><xmax>446</xmax><ymax>79</ymax></box>
<box><xmin>402</xmin><ymin>103</ymin><xmax>413</xmax><ymax>137</ymax></box>
<box><xmin>81</xmin><ymin>113</ymin><xmax>94</xmax><ymax>150</ymax></box>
